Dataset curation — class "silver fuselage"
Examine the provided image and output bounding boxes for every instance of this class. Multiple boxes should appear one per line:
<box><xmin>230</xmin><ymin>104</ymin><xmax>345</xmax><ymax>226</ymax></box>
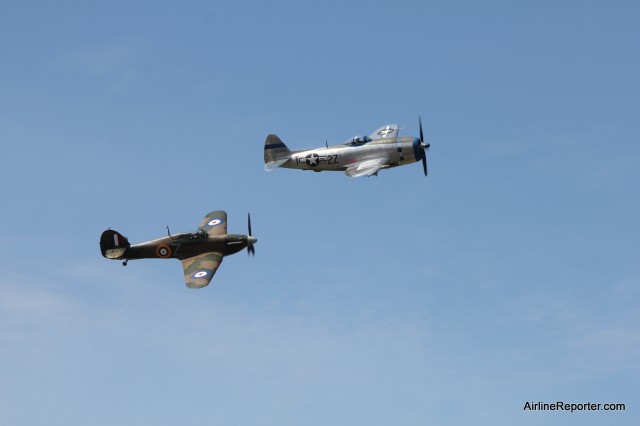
<box><xmin>280</xmin><ymin>136</ymin><xmax>422</xmax><ymax>172</ymax></box>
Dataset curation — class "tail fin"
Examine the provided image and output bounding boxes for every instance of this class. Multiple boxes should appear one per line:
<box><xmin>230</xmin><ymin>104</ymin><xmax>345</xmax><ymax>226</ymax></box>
<box><xmin>100</xmin><ymin>229</ymin><xmax>130</xmax><ymax>259</ymax></box>
<box><xmin>264</xmin><ymin>134</ymin><xmax>291</xmax><ymax>170</ymax></box>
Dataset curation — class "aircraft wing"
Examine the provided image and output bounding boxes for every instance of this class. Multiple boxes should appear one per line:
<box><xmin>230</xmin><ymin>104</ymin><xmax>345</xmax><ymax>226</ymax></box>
<box><xmin>369</xmin><ymin>124</ymin><xmax>399</xmax><ymax>140</ymax></box>
<box><xmin>344</xmin><ymin>158</ymin><xmax>390</xmax><ymax>177</ymax></box>
<box><xmin>181</xmin><ymin>252</ymin><xmax>223</xmax><ymax>288</ymax></box>
<box><xmin>198</xmin><ymin>210</ymin><xmax>227</xmax><ymax>236</ymax></box>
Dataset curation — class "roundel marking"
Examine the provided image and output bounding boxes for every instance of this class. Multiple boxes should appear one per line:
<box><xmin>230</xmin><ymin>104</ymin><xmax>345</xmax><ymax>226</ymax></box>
<box><xmin>206</xmin><ymin>218</ymin><xmax>224</xmax><ymax>227</ymax></box>
<box><xmin>156</xmin><ymin>244</ymin><xmax>172</xmax><ymax>258</ymax></box>
<box><xmin>192</xmin><ymin>270</ymin><xmax>209</xmax><ymax>278</ymax></box>
<box><xmin>305</xmin><ymin>153</ymin><xmax>320</xmax><ymax>167</ymax></box>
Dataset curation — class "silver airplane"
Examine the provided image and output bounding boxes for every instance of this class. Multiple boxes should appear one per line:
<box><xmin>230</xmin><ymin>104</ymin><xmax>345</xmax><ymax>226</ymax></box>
<box><xmin>264</xmin><ymin>118</ymin><xmax>430</xmax><ymax>177</ymax></box>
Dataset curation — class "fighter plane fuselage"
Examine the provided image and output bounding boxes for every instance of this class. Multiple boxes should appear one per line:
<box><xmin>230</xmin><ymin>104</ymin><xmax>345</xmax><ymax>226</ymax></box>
<box><xmin>280</xmin><ymin>136</ymin><xmax>422</xmax><ymax>172</ymax></box>
<box><xmin>107</xmin><ymin>233</ymin><xmax>251</xmax><ymax>261</ymax></box>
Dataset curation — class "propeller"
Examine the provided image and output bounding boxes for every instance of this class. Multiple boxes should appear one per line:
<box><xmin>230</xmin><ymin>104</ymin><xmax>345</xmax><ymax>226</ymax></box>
<box><xmin>418</xmin><ymin>116</ymin><xmax>430</xmax><ymax>176</ymax></box>
<box><xmin>247</xmin><ymin>213</ymin><xmax>256</xmax><ymax>256</ymax></box>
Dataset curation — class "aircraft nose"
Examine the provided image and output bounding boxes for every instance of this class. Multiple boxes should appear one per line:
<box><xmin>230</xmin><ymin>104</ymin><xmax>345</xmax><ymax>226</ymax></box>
<box><xmin>248</xmin><ymin>236</ymin><xmax>258</xmax><ymax>244</ymax></box>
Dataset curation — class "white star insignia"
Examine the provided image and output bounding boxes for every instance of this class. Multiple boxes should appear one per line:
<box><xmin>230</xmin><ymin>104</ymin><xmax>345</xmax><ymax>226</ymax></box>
<box><xmin>378</xmin><ymin>126</ymin><xmax>394</xmax><ymax>137</ymax></box>
<box><xmin>307</xmin><ymin>154</ymin><xmax>319</xmax><ymax>166</ymax></box>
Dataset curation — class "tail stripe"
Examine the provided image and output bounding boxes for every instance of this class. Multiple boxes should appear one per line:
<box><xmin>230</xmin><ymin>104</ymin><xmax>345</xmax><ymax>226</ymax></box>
<box><xmin>265</xmin><ymin>142</ymin><xmax>287</xmax><ymax>149</ymax></box>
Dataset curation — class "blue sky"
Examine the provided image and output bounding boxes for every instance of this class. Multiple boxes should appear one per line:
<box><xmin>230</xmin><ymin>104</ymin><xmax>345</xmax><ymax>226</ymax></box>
<box><xmin>1</xmin><ymin>1</ymin><xmax>638</xmax><ymax>425</ymax></box>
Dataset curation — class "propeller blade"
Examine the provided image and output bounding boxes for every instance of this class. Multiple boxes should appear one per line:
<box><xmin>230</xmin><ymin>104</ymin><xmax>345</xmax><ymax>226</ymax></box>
<box><xmin>422</xmin><ymin>151</ymin><xmax>428</xmax><ymax>176</ymax></box>
<box><xmin>419</xmin><ymin>116</ymin><xmax>428</xmax><ymax>177</ymax></box>
<box><xmin>247</xmin><ymin>213</ymin><xmax>256</xmax><ymax>256</ymax></box>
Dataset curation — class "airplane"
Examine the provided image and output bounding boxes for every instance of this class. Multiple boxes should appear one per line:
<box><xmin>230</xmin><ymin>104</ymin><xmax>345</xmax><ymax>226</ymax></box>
<box><xmin>99</xmin><ymin>211</ymin><xmax>257</xmax><ymax>289</ymax></box>
<box><xmin>264</xmin><ymin>118</ymin><xmax>430</xmax><ymax>177</ymax></box>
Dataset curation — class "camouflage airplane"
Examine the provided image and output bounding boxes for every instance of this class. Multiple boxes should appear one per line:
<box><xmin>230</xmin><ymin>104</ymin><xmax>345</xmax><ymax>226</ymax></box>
<box><xmin>99</xmin><ymin>211</ymin><xmax>257</xmax><ymax>289</ymax></box>
<box><xmin>264</xmin><ymin>118</ymin><xmax>430</xmax><ymax>177</ymax></box>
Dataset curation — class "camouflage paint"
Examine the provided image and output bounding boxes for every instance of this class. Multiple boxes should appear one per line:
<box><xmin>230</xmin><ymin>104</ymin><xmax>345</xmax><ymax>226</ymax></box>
<box><xmin>99</xmin><ymin>211</ymin><xmax>256</xmax><ymax>289</ymax></box>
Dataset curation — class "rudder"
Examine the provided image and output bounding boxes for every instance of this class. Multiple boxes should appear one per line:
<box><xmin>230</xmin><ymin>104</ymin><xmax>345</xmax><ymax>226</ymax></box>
<box><xmin>100</xmin><ymin>229</ymin><xmax>130</xmax><ymax>259</ymax></box>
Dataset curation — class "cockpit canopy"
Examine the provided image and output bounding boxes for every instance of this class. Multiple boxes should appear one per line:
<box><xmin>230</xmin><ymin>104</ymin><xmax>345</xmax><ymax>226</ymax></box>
<box><xmin>344</xmin><ymin>135</ymin><xmax>372</xmax><ymax>146</ymax></box>
<box><xmin>173</xmin><ymin>230</ymin><xmax>208</xmax><ymax>241</ymax></box>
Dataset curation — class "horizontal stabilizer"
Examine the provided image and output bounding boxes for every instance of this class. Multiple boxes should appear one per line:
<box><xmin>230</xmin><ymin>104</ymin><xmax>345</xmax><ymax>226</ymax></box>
<box><xmin>264</xmin><ymin>158</ymin><xmax>289</xmax><ymax>171</ymax></box>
